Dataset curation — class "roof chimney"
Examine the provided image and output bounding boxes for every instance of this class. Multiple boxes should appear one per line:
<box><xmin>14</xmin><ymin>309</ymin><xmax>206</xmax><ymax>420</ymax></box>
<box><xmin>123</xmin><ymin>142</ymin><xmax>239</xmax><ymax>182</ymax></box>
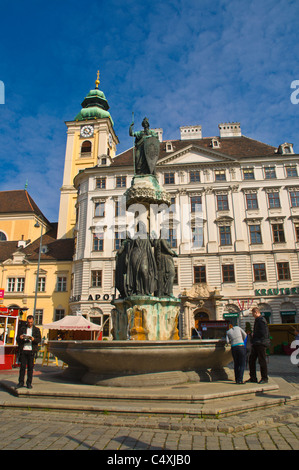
<box><xmin>218</xmin><ymin>122</ymin><xmax>241</xmax><ymax>138</ymax></box>
<box><xmin>180</xmin><ymin>125</ymin><xmax>202</xmax><ymax>140</ymax></box>
<box><xmin>152</xmin><ymin>128</ymin><xmax>163</xmax><ymax>142</ymax></box>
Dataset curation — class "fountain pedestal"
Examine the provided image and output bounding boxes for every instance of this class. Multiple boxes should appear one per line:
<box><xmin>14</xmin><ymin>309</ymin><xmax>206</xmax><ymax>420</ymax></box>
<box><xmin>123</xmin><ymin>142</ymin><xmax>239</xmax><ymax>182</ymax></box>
<box><xmin>111</xmin><ymin>295</ymin><xmax>180</xmax><ymax>340</ymax></box>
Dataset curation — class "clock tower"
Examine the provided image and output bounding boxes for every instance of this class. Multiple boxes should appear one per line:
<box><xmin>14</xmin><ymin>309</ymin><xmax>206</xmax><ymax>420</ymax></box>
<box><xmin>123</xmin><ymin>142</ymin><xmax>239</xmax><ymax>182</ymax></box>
<box><xmin>57</xmin><ymin>72</ymin><xmax>119</xmax><ymax>239</ymax></box>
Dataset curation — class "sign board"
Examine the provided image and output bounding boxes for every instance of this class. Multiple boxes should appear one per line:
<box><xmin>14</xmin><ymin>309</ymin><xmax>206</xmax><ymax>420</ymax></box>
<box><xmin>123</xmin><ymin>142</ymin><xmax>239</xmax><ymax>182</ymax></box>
<box><xmin>0</xmin><ymin>289</ymin><xmax>4</xmax><ymax>300</ymax></box>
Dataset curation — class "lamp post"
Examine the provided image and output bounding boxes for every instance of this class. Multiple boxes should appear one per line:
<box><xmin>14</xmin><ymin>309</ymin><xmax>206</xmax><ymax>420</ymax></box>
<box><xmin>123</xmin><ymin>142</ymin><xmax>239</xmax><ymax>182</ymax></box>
<box><xmin>33</xmin><ymin>220</ymin><xmax>43</xmax><ymax>321</ymax></box>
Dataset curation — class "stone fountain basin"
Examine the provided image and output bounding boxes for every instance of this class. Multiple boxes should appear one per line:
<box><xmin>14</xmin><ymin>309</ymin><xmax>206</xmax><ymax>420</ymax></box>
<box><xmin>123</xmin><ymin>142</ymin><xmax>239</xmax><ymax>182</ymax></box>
<box><xmin>49</xmin><ymin>340</ymin><xmax>232</xmax><ymax>387</ymax></box>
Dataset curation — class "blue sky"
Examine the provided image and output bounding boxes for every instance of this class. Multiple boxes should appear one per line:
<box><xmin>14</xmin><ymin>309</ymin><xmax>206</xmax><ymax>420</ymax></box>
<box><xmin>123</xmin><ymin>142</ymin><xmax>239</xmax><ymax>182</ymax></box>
<box><xmin>0</xmin><ymin>0</ymin><xmax>299</xmax><ymax>222</ymax></box>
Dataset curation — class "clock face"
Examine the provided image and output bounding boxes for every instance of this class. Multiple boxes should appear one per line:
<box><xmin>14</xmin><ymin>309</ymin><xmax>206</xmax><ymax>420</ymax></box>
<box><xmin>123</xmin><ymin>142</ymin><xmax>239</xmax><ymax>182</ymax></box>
<box><xmin>108</xmin><ymin>133</ymin><xmax>113</xmax><ymax>147</ymax></box>
<box><xmin>81</xmin><ymin>125</ymin><xmax>94</xmax><ymax>138</ymax></box>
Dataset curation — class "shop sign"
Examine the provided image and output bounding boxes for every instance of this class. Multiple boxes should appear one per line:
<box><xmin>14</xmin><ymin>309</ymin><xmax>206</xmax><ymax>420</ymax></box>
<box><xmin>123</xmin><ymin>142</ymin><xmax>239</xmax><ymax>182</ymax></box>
<box><xmin>255</xmin><ymin>287</ymin><xmax>299</xmax><ymax>296</ymax></box>
<box><xmin>223</xmin><ymin>313</ymin><xmax>239</xmax><ymax>318</ymax></box>
<box><xmin>70</xmin><ymin>293</ymin><xmax>114</xmax><ymax>303</ymax></box>
<box><xmin>0</xmin><ymin>289</ymin><xmax>4</xmax><ymax>300</ymax></box>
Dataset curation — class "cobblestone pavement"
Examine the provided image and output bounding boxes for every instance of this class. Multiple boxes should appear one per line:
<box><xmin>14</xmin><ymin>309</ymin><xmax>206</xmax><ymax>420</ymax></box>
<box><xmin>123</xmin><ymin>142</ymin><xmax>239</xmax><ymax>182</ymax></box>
<box><xmin>0</xmin><ymin>402</ymin><xmax>298</xmax><ymax>451</ymax></box>
<box><xmin>0</xmin><ymin>355</ymin><xmax>298</xmax><ymax>451</ymax></box>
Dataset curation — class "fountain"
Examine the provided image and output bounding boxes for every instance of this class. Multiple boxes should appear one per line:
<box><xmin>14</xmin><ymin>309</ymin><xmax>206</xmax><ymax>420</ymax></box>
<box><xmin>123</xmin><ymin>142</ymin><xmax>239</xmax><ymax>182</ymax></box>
<box><xmin>50</xmin><ymin>117</ymin><xmax>232</xmax><ymax>387</ymax></box>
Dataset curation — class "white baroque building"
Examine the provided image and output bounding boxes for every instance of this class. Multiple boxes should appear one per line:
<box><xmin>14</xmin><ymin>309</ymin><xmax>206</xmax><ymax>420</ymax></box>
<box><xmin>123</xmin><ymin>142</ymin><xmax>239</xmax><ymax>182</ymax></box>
<box><xmin>69</xmin><ymin>118</ymin><xmax>299</xmax><ymax>339</ymax></box>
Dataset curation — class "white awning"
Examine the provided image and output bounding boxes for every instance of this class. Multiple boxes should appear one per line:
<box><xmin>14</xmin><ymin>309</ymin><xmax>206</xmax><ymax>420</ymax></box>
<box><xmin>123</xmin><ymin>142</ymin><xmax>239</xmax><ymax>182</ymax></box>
<box><xmin>43</xmin><ymin>315</ymin><xmax>101</xmax><ymax>331</ymax></box>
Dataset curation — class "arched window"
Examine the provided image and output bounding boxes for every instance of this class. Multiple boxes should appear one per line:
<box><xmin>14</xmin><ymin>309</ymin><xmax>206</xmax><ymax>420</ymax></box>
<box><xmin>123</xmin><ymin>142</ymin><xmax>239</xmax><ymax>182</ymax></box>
<box><xmin>0</xmin><ymin>231</ymin><xmax>7</xmax><ymax>241</ymax></box>
<box><xmin>81</xmin><ymin>140</ymin><xmax>92</xmax><ymax>156</ymax></box>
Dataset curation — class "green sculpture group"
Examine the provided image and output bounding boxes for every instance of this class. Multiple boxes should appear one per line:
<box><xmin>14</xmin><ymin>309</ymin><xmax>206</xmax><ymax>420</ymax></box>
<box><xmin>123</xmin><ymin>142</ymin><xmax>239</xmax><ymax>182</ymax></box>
<box><xmin>115</xmin><ymin>226</ymin><xmax>178</xmax><ymax>299</ymax></box>
<box><xmin>115</xmin><ymin>118</ymin><xmax>178</xmax><ymax>299</ymax></box>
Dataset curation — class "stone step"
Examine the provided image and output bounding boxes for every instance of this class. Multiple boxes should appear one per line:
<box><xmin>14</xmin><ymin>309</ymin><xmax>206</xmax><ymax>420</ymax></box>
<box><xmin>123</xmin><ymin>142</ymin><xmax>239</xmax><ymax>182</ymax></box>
<box><xmin>1</xmin><ymin>373</ymin><xmax>298</xmax><ymax>418</ymax></box>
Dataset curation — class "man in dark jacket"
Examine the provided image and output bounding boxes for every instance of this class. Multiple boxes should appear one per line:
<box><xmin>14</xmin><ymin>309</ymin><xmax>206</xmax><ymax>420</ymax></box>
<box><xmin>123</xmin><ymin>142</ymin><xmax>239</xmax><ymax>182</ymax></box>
<box><xmin>247</xmin><ymin>307</ymin><xmax>270</xmax><ymax>384</ymax></box>
<box><xmin>16</xmin><ymin>315</ymin><xmax>41</xmax><ymax>389</ymax></box>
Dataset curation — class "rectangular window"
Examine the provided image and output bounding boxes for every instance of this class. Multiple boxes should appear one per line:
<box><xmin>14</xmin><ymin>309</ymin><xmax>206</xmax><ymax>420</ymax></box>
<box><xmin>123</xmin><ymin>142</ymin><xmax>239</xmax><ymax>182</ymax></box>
<box><xmin>7</xmin><ymin>278</ymin><xmax>15</xmax><ymax>292</ymax></box>
<box><xmin>264</xmin><ymin>167</ymin><xmax>276</xmax><ymax>179</ymax></box>
<box><xmin>35</xmin><ymin>309</ymin><xmax>43</xmax><ymax>325</ymax></box>
<box><xmin>38</xmin><ymin>277</ymin><xmax>46</xmax><ymax>292</ymax></box>
<box><xmin>272</xmin><ymin>224</ymin><xmax>285</xmax><ymax>243</ymax></box>
<box><xmin>192</xmin><ymin>226</ymin><xmax>203</xmax><ymax>248</ymax></box>
<box><xmin>215</xmin><ymin>170</ymin><xmax>226</xmax><ymax>181</ymax></box>
<box><xmin>115</xmin><ymin>199</ymin><xmax>126</xmax><ymax>217</ymax></box>
<box><xmin>55</xmin><ymin>309</ymin><xmax>65</xmax><ymax>321</ymax></box>
<box><xmin>96</xmin><ymin>177</ymin><xmax>106</xmax><ymax>189</ymax></box>
<box><xmin>170</xmin><ymin>197</ymin><xmax>176</xmax><ymax>214</ymax></box>
<box><xmin>7</xmin><ymin>278</ymin><xmax>25</xmax><ymax>292</ymax></box>
<box><xmin>116</xmin><ymin>176</ymin><xmax>126</xmax><ymax>188</ymax></box>
<box><xmin>167</xmin><ymin>228</ymin><xmax>177</xmax><ymax>248</ymax></box>
<box><xmin>114</xmin><ymin>231</ymin><xmax>124</xmax><ymax>250</ymax></box>
<box><xmin>93</xmin><ymin>233</ymin><xmax>104</xmax><ymax>251</ymax></box>
<box><xmin>190</xmin><ymin>195</ymin><xmax>202</xmax><ymax>213</ymax></box>
<box><xmin>249</xmin><ymin>224</ymin><xmax>262</xmax><ymax>244</ymax></box>
<box><xmin>164</xmin><ymin>172</ymin><xmax>175</xmax><ymax>184</ymax></box>
<box><xmin>253</xmin><ymin>263</ymin><xmax>267</xmax><ymax>281</ymax></box>
<box><xmin>222</xmin><ymin>265</ymin><xmax>235</xmax><ymax>283</ymax></box>
<box><xmin>286</xmin><ymin>166</ymin><xmax>297</xmax><ymax>177</ymax></box>
<box><xmin>245</xmin><ymin>193</ymin><xmax>258</xmax><ymax>210</ymax></box>
<box><xmin>194</xmin><ymin>266</ymin><xmax>206</xmax><ymax>283</ymax></box>
<box><xmin>290</xmin><ymin>191</ymin><xmax>299</xmax><ymax>207</ymax></box>
<box><xmin>16</xmin><ymin>278</ymin><xmax>25</xmax><ymax>292</ymax></box>
<box><xmin>219</xmin><ymin>226</ymin><xmax>232</xmax><ymax>245</ymax></box>
<box><xmin>57</xmin><ymin>276</ymin><xmax>67</xmax><ymax>292</ymax></box>
<box><xmin>267</xmin><ymin>192</ymin><xmax>280</xmax><ymax>208</ymax></box>
<box><xmin>243</xmin><ymin>168</ymin><xmax>255</xmax><ymax>180</ymax></box>
<box><xmin>294</xmin><ymin>223</ymin><xmax>299</xmax><ymax>241</ymax></box>
<box><xmin>91</xmin><ymin>270</ymin><xmax>102</xmax><ymax>287</ymax></box>
<box><xmin>94</xmin><ymin>201</ymin><xmax>105</xmax><ymax>217</ymax></box>
<box><xmin>217</xmin><ymin>194</ymin><xmax>229</xmax><ymax>211</ymax></box>
<box><xmin>277</xmin><ymin>262</ymin><xmax>291</xmax><ymax>280</ymax></box>
<box><xmin>189</xmin><ymin>171</ymin><xmax>200</xmax><ymax>183</ymax></box>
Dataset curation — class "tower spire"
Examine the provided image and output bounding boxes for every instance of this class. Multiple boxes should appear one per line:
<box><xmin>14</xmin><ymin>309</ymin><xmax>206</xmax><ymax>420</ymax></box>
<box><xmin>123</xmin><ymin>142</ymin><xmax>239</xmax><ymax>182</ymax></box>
<box><xmin>95</xmin><ymin>70</ymin><xmax>100</xmax><ymax>89</ymax></box>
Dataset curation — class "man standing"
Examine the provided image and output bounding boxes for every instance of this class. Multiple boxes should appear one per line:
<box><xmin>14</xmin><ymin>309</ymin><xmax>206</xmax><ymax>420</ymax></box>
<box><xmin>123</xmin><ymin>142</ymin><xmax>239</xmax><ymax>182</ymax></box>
<box><xmin>247</xmin><ymin>307</ymin><xmax>270</xmax><ymax>384</ymax></box>
<box><xmin>16</xmin><ymin>315</ymin><xmax>41</xmax><ymax>389</ymax></box>
<box><xmin>226</xmin><ymin>324</ymin><xmax>247</xmax><ymax>384</ymax></box>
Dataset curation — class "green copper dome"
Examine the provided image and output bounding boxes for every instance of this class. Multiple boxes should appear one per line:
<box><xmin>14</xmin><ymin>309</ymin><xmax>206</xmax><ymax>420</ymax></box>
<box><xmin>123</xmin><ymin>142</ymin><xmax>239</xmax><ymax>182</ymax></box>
<box><xmin>75</xmin><ymin>74</ymin><xmax>114</xmax><ymax>125</ymax></box>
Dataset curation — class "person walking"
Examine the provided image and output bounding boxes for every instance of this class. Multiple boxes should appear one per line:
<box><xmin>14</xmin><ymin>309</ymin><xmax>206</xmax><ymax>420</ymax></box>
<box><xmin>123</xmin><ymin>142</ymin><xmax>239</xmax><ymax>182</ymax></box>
<box><xmin>226</xmin><ymin>324</ymin><xmax>247</xmax><ymax>384</ymax></box>
<box><xmin>247</xmin><ymin>307</ymin><xmax>270</xmax><ymax>384</ymax></box>
<box><xmin>15</xmin><ymin>315</ymin><xmax>41</xmax><ymax>389</ymax></box>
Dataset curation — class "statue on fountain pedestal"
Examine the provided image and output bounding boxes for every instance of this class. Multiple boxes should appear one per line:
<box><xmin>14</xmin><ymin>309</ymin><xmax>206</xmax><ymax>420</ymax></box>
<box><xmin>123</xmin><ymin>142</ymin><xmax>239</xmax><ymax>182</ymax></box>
<box><xmin>129</xmin><ymin>117</ymin><xmax>160</xmax><ymax>175</ymax></box>
<box><xmin>115</xmin><ymin>231</ymin><xmax>132</xmax><ymax>299</ymax></box>
<box><xmin>152</xmin><ymin>229</ymin><xmax>178</xmax><ymax>298</ymax></box>
<box><xmin>126</xmin><ymin>222</ymin><xmax>157</xmax><ymax>296</ymax></box>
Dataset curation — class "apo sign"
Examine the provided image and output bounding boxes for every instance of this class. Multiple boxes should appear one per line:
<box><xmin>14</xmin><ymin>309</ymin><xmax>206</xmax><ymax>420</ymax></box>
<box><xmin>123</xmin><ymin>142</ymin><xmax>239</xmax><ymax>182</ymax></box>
<box><xmin>70</xmin><ymin>294</ymin><xmax>114</xmax><ymax>303</ymax></box>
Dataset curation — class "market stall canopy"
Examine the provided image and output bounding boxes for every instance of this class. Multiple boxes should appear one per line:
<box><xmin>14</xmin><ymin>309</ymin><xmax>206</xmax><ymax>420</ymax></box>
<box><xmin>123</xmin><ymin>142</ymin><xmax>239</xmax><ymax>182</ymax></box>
<box><xmin>43</xmin><ymin>315</ymin><xmax>101</xmax><ymax>331</ymax></box>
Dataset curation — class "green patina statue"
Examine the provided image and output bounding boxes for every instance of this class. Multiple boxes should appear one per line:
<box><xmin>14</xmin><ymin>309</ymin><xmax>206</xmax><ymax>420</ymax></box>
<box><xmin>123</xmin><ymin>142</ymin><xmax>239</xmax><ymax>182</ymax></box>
<box><xmin>129</xmin><ymin>117</ymin><xmax>160</xmax><ymax>175</ymax></box>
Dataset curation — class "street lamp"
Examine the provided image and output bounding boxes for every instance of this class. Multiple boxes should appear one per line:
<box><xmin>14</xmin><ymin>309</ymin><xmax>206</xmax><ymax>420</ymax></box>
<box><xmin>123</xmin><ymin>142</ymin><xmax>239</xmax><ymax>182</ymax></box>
<box><xmin>33</xmin><ymin>220</ymin><xmax>44</xmax><ymax>321</ymax></box>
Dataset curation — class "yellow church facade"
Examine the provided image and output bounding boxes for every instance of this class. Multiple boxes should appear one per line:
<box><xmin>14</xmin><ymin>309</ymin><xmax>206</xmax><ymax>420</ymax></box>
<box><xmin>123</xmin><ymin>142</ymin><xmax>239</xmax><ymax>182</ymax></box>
<box><xmin>57</xmin><ymin>72</ymin><xmax>119</xmax><ymax>239</ymax></box>
<box><xmin>0</xmin><ymin>73</ymin><xmax>116</xmax><ymax>335</ymax></box>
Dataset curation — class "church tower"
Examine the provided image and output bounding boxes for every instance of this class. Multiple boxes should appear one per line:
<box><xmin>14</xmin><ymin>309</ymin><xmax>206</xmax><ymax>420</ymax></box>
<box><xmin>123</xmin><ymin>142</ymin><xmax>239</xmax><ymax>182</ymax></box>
<box><xmin>57</xmin><ymin>72</ymin><xmax>119</xmax><ymax>239</ymax></box>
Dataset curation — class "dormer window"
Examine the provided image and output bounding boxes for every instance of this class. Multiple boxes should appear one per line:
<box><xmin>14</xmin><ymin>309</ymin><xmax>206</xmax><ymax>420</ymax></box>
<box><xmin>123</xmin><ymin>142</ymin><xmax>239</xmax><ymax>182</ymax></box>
<box><xmin>211</xmin><ymin>138</ymin><xmax>220</xmax><ymax>148</ymax></box>
<box><xmin>277</xmin><ymin>143</ymin><xmax>294</xmax><ymax>154</ymax></box>
<box><xmin>101</xmin><ymin>158</ymin><xmax>107</xmax><ymax>165</ymax></box>
<box><xmin>166</xmin><ymin>142</ymin><xmax>173</xmax><ymax>152</ymax></box>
